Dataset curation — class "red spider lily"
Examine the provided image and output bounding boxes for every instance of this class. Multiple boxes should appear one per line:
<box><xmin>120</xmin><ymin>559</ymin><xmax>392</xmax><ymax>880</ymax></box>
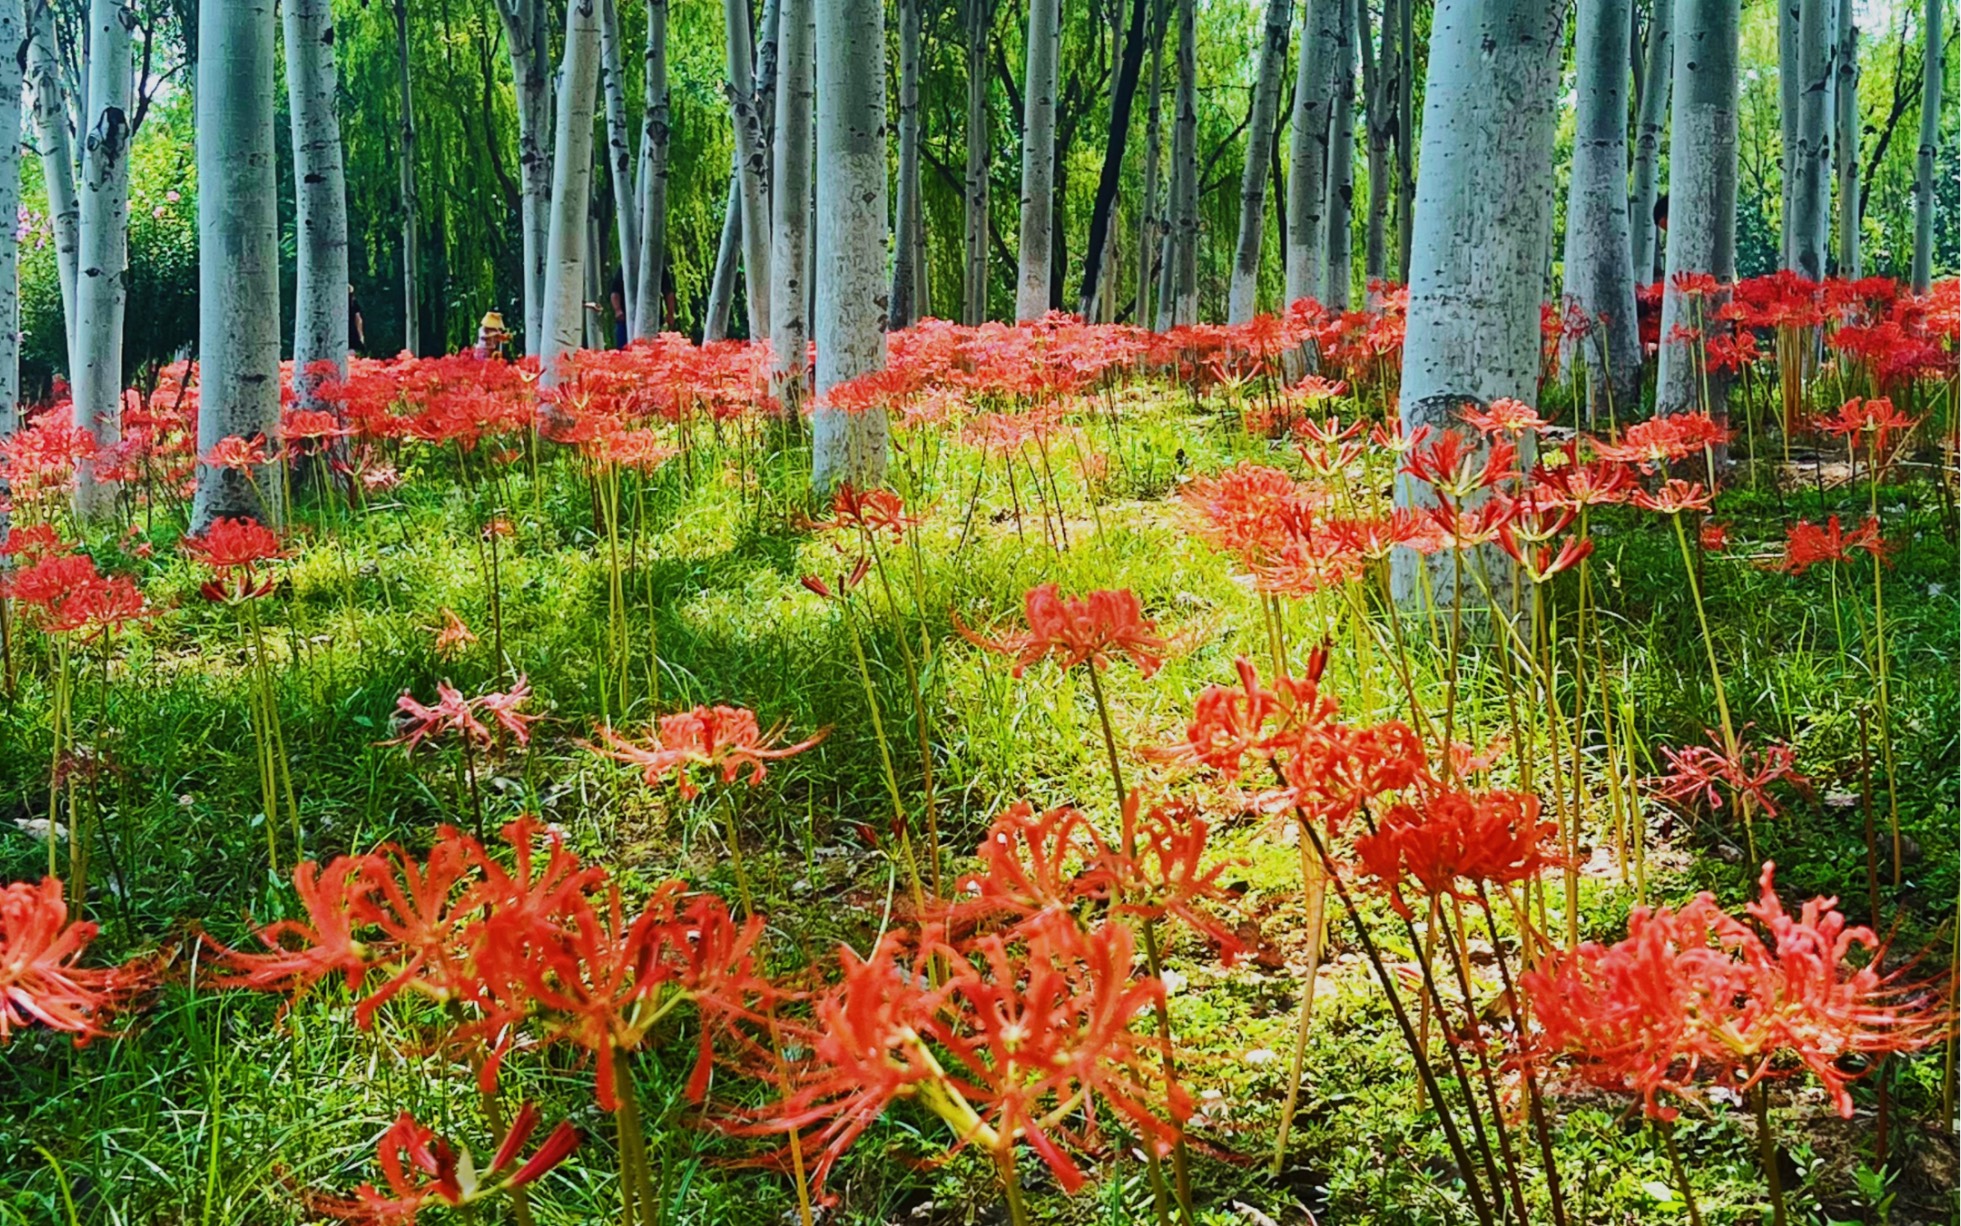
<box><xmin>1460</xmin><ymin>397</ymin><xmax>1547</xmax><ymax>437</ymax></box>
<box><xmin>819</xmin><ymin>482</ymin><xmax>920</xmax><ymax>540</ymax></box>
<box><xmin>388</xmin><ymin>682</ymin><xmax>491</xmax><ymax>749</ymax></box>
<box><xmin>182</xmin><ymin>517</ymin><xmax>287</xmax><ymax>603</ymax></box>
<box><xmin>202</xmin><ymin>433</ymin><xmax>276</xmax><ymax>472</ymax></box>
<box><xmin>1426</xmin><ymin>495</ymin><xmax>1517</xmax><ymax>552</ymax></box>
<box><xmin>1594</xmin><ymin>411</ymin><xmax>1730</xmax><ymax>470</ymax></box>
<box><xmin>1524</xmin><ymin>863</ymin><xmax>1947</xmax><ymax>1120</ymax></box>
<box><xmin>0</xmin><ymin>522</ymin><xmax>69</xmax><ymax>562</ymax></box>
<box><xmin>303</xmin><ymin>1107</ymin><xmax>580</xmax><ymax>1224</ymax></box>
<box><xmin>1630</xmin><ymin>479</ymin><xmax>1713</xmax><ymax>516</ymax></box>
<box><xmin>1699</xmin><ymin>520</ymin><xmax>1730</xmax><ymax>552</ymax></box>
<box><xmin>1531</xmin><ymin>445</ymin><xmax>1633</xmax><ymax>509</ymax></box>
<box><xmin>1325</xmin><ymin>510</ymin><xmax>1445</xmax><ymax>560</ymax></box>
<box><xmin>8</xmin><ymin>552</ymin><xmax>149</xmax><ymax>640</ymax></box>
<box><xmin>1181</xmin><ymin>462</ymin><xmax>1312</xmax><ymax>562</ymax></box>
<box><xmin>758</xmin><ymin>921</ymin><xmax>1187</xmax><ymax>1201</ymax></box>
<box><xmin>1775</xmin><ymin>515</ymin><xmax>1890</xmax><ymax>575</ymax></box>
<box><xmin>1149</xmin><ymin>655</ymin><xmax>1336</xmax><ymax>781</ymax></box>
<box><xmin>0</xmin><ymin>876</ymin><xmax>151</xmax><ymax>1045</ymax></box>
<box><xmin>431</xmin><ymin>608</ymin><xmax>478</xmax><ymax>658</ymax></box>
<box><xmin>1703</xmin><ymin>326</ymin><xmax>1762</xmax><ymax>373</ymax></box>
<box><xmin>799</xmin><ymin>555</ymin><xmax>871</xmax><ymax>601</ymax></box>
<box><xmin>957</xmin><ymin>584</ymin><xmax>1167</xmax><ymax>678</ymax></box>
<box><xmin>474</xmin><ymin>682</ymin><xmax>542</xmax><ymax>745</ymax></box>
<box><xmin>1400</xmin><ymin>428</ymin><xmax>1517</xmax><ymax>501</ymax></box>
<box><xmin>1815</xmin><ymin>396</ymin><xmax>1918</xmax><ymax>454</ymax></box>
<box><xmin>215</xmin><ymin>855</ymin><xmax>378</xmax><ymax>997</ymax></box>
<box><xmin>1352</xmin><ymin>788</ymin><xmax>1559</xmax><ymax>919</ymax></box>
<box><xmin>1651</xmin><ymin>733</ymin><xmax>1811</xmax><ymax>819</ymax></box>
<box><xmin>1670</xmin><ymin>271</ymin><xmax>1723</xmax><ymax>299</ymax></box>
<box><xmin>281</xmin><ymin>408</ymin><xmax>348</xmax><ymax>453</ymax></box>
<box><xmin>1497</xmin><ymin>532</ymin><xmax>1593</xmax><ymax>583</ymax></box>
<box><xmin>589</xmin><ymin>705</ymin><xmax>828</xmax><ymax>800</ymax></box>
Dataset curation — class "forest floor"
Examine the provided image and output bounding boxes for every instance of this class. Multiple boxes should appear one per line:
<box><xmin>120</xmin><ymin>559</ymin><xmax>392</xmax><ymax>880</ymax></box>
<box><xmin>1</xmin><ymin>373</ymin><xmax>1956</xmax><ymax>1226</ymax></box>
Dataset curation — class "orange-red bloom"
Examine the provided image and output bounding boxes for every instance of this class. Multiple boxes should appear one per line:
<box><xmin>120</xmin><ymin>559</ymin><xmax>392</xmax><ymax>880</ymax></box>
<box><xmin>957</xmin><ymin>584</ymin><xmax>1167</xmax><ymax>677</ymax></box>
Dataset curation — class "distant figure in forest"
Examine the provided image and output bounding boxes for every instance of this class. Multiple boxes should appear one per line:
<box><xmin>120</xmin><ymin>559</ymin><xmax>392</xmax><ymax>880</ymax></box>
<box><xmin>609</xmin><ymin>269</ymin><xmax>628</xmax><ymax>349</ymax></box>
<box><xmin>472</xmin><ymin>311</ymin><xmax>510</xmax><ymax>359</ymax></box>
<box><xmin>348</xmin><ymin>285</ymin><xmax>367</xmax><ymax>355</ymax></box>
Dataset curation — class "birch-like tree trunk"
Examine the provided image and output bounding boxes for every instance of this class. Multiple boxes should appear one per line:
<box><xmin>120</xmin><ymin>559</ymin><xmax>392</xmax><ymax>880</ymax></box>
<box><xmin>1790</xmin><ymin>0</ymin><xmax>1830</xmax><ymax>280</ymax></box>
<box><xmin>539</xmin><ymin>0</ymin><xmax>602</xmax><ymax>381</ymax></box>
<box><xmin>493</xmin><ymin>0</ymin><xmax>552</xmax><ymax>354</ymax></box>
<box><xmin>391</xmin><ymin>0</ymin><xmax>420</xmax><ymax>355</ymax></box>
<box><xmin>1655</xmin><ymin>0</ymin><xmax>1740</xmax><ymax>416</ymax></box>
<box><xmin>1015</xmin><ymin>0</ymin><xmax>1060</xmax><ymax>320</ymax></box>
<box><xmin>0</xmin><ymin>0</ymin><xmax>24</xmax><ymax>441</ymax></box>
<box><xmin>71</xmin><ymin>0</ymin><xmax>132</xmax><ymax>519</ymax></box>
<box><xmin>1391</xmin><ymin>0</ymin><xmax>1564</xmax><ymax>603</ymax></box>
<box><xmin>890</xmin><ymin>0</ymin><xmax>923</xmax><ymax>328</ymax></box>
<box><xmin>1911</xmin><ymin>0</ymin><xmax>1940</xmax><ymax>290</ymax></box>
<box><xmin>1358</xmin><ymin>0</ymin><xmax>1392</xmax><ymax>282</ymax></box>
<box><xmin>285</xmin><ymin>0</ymin><xmax>349</xmax><ymax>422</ymax></box>
<box><xmin>704</xmin><ymin>169</ymin><xmax>741</xmax><ymax>340</ymax></box>
<box><xmin>961</xmin><ymin>0</ymin><xmax>992</xmax><ymax>323</ymax></box>
<box><xmin>1225</xmin><ymin>0</ymin><xmax>1294</xmax><ymax>321</ymax></box>
<box><xmin>811</xmin><ymin>0</ymin><xmax>889</xmax><ymax>491</ymax></box>
<box><xmin>192</xmin><ymin>0</ymin><xmax>282</xmax><ymax>531</ymax></box>
<box><xmin>1778</xmin><ymin>0</ymin><xmax>1799</xmax><ymax>269</ymax></box>
<box><xmin>1135</xmin><ymin>0</ymin><xmax>1165</xmax><ymax>325</ymax></box>
<box><xmin>1629</xmin><ymin>0</ymin><xmax>1673</xmax><ymax>283</ymax></box>
<box><xmin>1284</xmin><ymin>0</ymin><xmax>1340</xmax><ymax>309</ymax></box>
<box><xmin>1394</xmin><ymin>0</ymin><xmax>1414</xmax><ymax>280</ymax></box>
<box><xmin>1832</xmin><ymin>0</ymin><xmax>1858</xmax><ymax>275</ymax></box>
<box><xmin>599</xmin><ymin>0</ymin><xmax>639</xmax><ymax>315</ymax></box>
<box><xmin>1562</xmin><ymin>0</ymin><xmax>1640</xmax><ymax>413</ymax></box>
<box><xmin>771</xmin><ymin>0</ymin><xmax>813</xmax><ymax>401</ymax></box>
<box><xmin>1160</xmin><ymin>0</ymin><xmax>1198</xmax><ymax>327</ymax></box>
<box><xmin>1322</xmin><ymin>0</ymin><xmax>1355</xmax><ymax>308</ymax></box>
<box><xmin>27</xmin><ymin>2</ymin><xmax>77</xmax><ymax>372</ymax></box>
<box><xmin>632</xmin><ymin>0</ymin><xmax>670</xmax><ymax>338</ymax></box>
<box><xmin>724</xmin><ymin>0</ymin><xmax>772</xmax><ymax>337</ymax></box>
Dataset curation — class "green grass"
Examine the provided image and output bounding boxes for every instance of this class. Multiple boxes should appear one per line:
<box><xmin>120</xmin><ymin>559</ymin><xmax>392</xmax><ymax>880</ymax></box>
<box><xmin>1</xmin><ymin>389</ymin><xmax>1954</xmax><ymax>1224</ymax></box>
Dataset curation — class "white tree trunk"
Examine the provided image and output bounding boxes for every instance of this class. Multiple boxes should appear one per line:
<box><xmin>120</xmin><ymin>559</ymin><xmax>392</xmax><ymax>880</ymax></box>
<box><xmin>1654</xmin><ymin>0</ymin><xmax>1739</xmax><ymax>416</ymax></box>
<box><xmin>961</xmin><ymin>0</ymin><xmax>992</xmax><ymax>323</ymax></box>
<box><xmin>539</xmin><ymin>0</ymin><xmax>602</xmax><ymax>382</ymax></box>
<box><xmin>392</xmin><ymin>0</ymin><xmax>420</xmax><ymax>355</ymax></box>
<box><xmin>493</xmin><ymin>0</ymin><xmax>552</xmax><ymax>356</ymax></box>
<box><xmin>703</xmin><ymin>168</ymin><xmax>741</xmax><ymax>340</ymax></box>
<box><xmin>1562</xmin><ymin>0</ymin><xmax>1641</xmax><ymax>413</ymax></box>
<box><xmin>285</xmin><ymin>0</ymin><xmax>349</xmax><ymax>421</ymax></box>
<box><xmin>811</xmin><ymin>0</ymin><xmax>889</xmax><ymax>491</ymax></box>
<box><xmin>771</xmin><ymin>0</ymin><xmax>813</xmax><ymax>401</ymax></box>
<box><xmin>1226</xmin><ymin>0</ymin><xmax>1295</xmax><ymax>322</ymax></box>
<box><xmin>632</xmin><ymin>0</ymin><xmax>669</xmax><ymax>338</ymax></box>
<box><xmin>1628</xmin><ymin>0</ymin><xmax>1672</xmax><ymax>283</ymax></box>
<box><xmin>1390</xmin><ymin>0</ymin><xmax>1564</xmax><ymax>603</ymax></box>
<box><xmin>1832</xmin><ymin>0</ymin><xmax>1858</xmax><ymax>275</ymax></box>
<box><xmin>0</xmin><ymin>0</ymin><xmax>23</xmax><ymax>440</ymax></box>
<box><xmin>1322</xmin><ymin>0</ymin><xmax>1356</xmax><ymax>308</ymax></box>
<box><xmin>27</xmin><ymin>1</ymin><xmax>77</xmax><ymax>373</ymax></box>
<box><xmin>724</xmin><ymin>0</ymin><xmax>773</xmax><ymax>337</ymax></box>
<box><xmin>1136</xmin><ymin>0</ymin><xmax>1165</xmax><ymax>326</ymax></box>
<box><xmin>192</xmin><ymin>0</ymin><xmax>282</xmax><ymax>531</ymax></box>
<box><xmin>71</xmin><ymin>0</ymin><xmax>132</xmax><ymax>519</ymax></box>
<box><xmin>1161</xmin><ymin>0</ymin><xmax>1198</xmax><ymax>326</ymax></box>
<box><xmin>599</xmin><ymin>0</ymin><xmax>639</xmax><ymax>315</ymax></box>
<box><xmin>1911</xmin><ymin>0</ymin><xmax>1941</xmax><ymax>290</ymax></box>
<box><xmin>1284</xmin><ymin>0</ymin><xmax>1340</xmax><ymax>309</ymax></box>
<box><xmin>1790</xmin><ymin>0</ymin><xmax>1830</xmax><ymax>280</ymax></box>
<box><xmin>1014</xmin><ymin>0</ymin><xmax>1060</xmax><ymax>320</ymax></box>
<box><xmin>890</xmin><ymin>0</ymin><xmax>923</xmax><ymax>328</ymax></box>
<box><xmin>1778</xmin><ymin>0</ymin><xmax>1799</xmax><ymax>269</ymax></box>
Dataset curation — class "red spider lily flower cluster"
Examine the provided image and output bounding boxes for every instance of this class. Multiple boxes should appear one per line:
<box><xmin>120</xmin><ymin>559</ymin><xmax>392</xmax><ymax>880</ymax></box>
<box><xmin>1816</xmin><ymin>397</ymin><xmax>1918</xmax><ymax>454</ymax></box>
<box><xmin>1524</xmin><ymin>863</ymin><xmax>1948</xmax><ymax>1120</ymax></box>
<box><xmin>1</xmin><ymin>544</ymin><xmax>147</xmax><ymax>640</ymax></box>
<box><xmin>182</xmin><ymin>517</ymin><xmax>287</xmax><ymax>603</ymax></box>
<box><xmin>1353</xmin><ymin>788</ymin><xmax>1560</xmax><ymax>919</ymax></box>
<box><xmin>215</xmin><ymin>820</ymin><xmax>769</xmax><ymax>1110</ymax></box>
<box><xmin>1652</xmin><ymin>734</ymin><xmax>1812</xmax><ymax>819</ymax></box>
<box><xmin>431</xmin><ymin>608</ymin><xmax>478</xmax><ymax>658</ymax></box>
<box><xmin>203</xmin><ymin>433</ymin><xmax>277</xmax><ymax>473</ymax></box>
<box><xmin>813</xmin><ymin>482</ymin><xmax>920</xmax><ymax>541</ymax></box>
<box><xmin>0</xmin><ymin>876</ymin><xmax>153</xmax><ymax>1045</ymax></box>
<box><xmin>589</xmin><ymin>705</ymin><xmax>827</xmax><ymax>800</ymax></box>
<box><xmin>1593</xmin><ymin>411</ymin><xmax>1731</xmax><ymax>471</ymax></box>
<box><xmin>1775</xmin><ymin>515</ymin><xmax>1891</xmax><ymax>575</ymax></box>
<box><xmin>751</xmin><ymin>793</ymin><xmax>1235</xmax><ymax>1199</ymax></box>
<box><xmin>305</xmin><ymin>1105</ymin><xmax>580</xmax><ymax>1224</ymax></box>
<box><xmin>389</xmin><ymin>680</ymin><xmax>540</xmax><ymax>749</ymax></box>
<box><xmin>958</xmin><ymin>584</ymin><xmax>1167</xmax><ymax>678</ymax></box>
<box><xmin>1630</xmin><ymin>478</ymin><xmax>1713</xmax><ymax>516</ymax></box>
